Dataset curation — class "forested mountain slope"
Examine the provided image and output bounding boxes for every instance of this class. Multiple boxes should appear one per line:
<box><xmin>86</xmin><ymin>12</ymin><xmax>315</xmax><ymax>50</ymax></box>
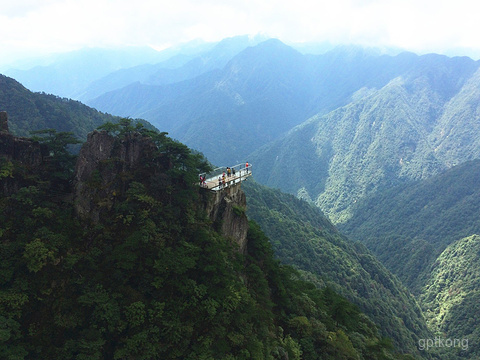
<box><xmin>339</xmin><ymin>159</ymin><xmax>480</xmax><ymax>291</ymax></box>
<box><xmin>250</xmin><ymin>59</ymin><xmax>480</xmax><ymax>223</ymax></box>
<box><xmin>0</xmin><ymin>120</ymin><xmax>414</xmax><ymax>359</ymax></box>
<box><xmin>420</xmin><ymin>235</ymin><xmax>480</xmax><ymax>360</ymax></box>
<box><xmin>0</xmin><ymin>74</ymin><xmax>120</xmax><ymax>139</ymax></box>
<box><xmin>87</xmin><ymin>40</ymin><xmax>429</xmax><ymax>165</ymax></box>
<box><xmin>243</xmin><ymin>181</ymin><xmax>431</xmax><ymax>356</ymax></box>
<box><xmin>339</xmin><ymin>161</ymin><xmax>480</xmax><ymax>359</ymax></box>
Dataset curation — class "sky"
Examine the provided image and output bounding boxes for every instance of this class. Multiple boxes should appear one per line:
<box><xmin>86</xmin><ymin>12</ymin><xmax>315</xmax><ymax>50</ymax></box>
<box><xmin>1</xmin><ymin>0</ymin><xmax>480</xmax><ymax>68</ymax></box>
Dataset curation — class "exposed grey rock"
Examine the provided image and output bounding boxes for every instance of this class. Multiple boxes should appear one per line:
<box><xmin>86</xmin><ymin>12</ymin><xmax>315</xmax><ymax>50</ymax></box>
<box><xmin>72</xmin><ymin>128</ymin><xmax>249</xmax><ymax>251</ymax></box>
<box><xmin>203</xmin><ymin>183</ymin><xmax>249</xmax><ymax>253</ymax></box>
<box><xmin>73</xmin><ymin>130</ymin><xmax>159</xmax><ymax>222</ymax></box>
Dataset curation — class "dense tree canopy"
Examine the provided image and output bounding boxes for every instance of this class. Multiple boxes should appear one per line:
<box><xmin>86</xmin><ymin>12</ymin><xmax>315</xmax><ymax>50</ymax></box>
<box><xmin>0</xmin><ymin>121</ymin><xmax>413</xmax><ymax>359</ymax></box>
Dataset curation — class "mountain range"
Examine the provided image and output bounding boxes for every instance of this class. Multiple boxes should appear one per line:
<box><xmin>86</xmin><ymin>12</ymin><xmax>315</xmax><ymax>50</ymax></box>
<box><xmin>0</xmin><ymin>88</ymin><xmax>420</xmax><ymax>359</ymax></box>
<box><xmin>3</xmin><ymin>35</ymin><xmax>480</xmax><ymax>358</ymax></box>
<box><xmin>249</xmin><ymin>51</ymin><xmax>480</xmax><ymax>223</ymax></box>
<box><xmin>86</xmin><ymin>39</ymin><xmax>432</xmax><ymax>166</ymax></box>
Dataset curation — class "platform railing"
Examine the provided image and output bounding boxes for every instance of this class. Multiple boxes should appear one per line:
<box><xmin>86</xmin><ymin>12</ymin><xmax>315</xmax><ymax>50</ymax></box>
<box><xmin>199</xmin><ymin>163</ymin><xmax>252</xmax><ymax>191</ymax></box>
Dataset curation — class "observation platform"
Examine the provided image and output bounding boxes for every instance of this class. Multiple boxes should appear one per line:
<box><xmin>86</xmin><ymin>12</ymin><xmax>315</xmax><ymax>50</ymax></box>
<box><xmin>199</xmin><ymin>163</ymin><xmax>252</xmax><ymax>191</ymax></box>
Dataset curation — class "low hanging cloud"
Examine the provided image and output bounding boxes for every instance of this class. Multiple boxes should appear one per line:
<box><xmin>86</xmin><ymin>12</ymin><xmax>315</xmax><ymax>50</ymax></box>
<box><xmin>1</xmin><ymin>0</ymin><xmax>479</xmax><ymax>66</ymax></box>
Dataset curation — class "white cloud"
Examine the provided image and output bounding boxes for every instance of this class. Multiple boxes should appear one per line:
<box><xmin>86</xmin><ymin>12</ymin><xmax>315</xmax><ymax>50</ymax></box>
<box><xmin>1</xmin><ymin>0</ymin><xmax>480</xmax><ymax>67</ymax></box>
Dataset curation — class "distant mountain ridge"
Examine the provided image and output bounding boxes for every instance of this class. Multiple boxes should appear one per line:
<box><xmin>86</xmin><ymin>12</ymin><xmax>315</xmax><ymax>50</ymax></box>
<box><xmin>77</xmin><ymin>35</ymin><xmax>269</xmax><ymax>102</ymax></box>
<box><xmin>88</xmin><ymin>40</ymin><xmax>437</xmax><ymax>165</ymax></box>
<box><xmin>249</xmin><ymin>54</ymin><xmax>480</xmax><ymax>223</ymax></box>
<box><xmin>4</xmin><ymin>46</ymin><xmax>171</xmax><ymax>99</ymax></box>
<box><xmin>0</xmin><ymin>74</ymin><xmax>120</xmax><ymax>139</ymax></box>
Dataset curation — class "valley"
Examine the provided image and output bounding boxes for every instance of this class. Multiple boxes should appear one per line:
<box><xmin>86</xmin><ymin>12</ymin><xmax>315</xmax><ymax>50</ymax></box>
<box><xmin>2</xmin><ymin>36</ymin><xmax>480</xmax><ymax>359</ymax></box>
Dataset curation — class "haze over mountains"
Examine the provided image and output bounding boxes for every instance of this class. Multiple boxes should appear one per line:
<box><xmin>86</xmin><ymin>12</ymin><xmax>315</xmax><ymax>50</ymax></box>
<box><xmin>3</xmin><ymin>34</ymin><xmax>480</xmax><ymax>358</ymax></box>
<box><xmin>0</xmin><ymin>65</ymin><xmax>427</xmax><ymax>359</ymax></box>
<box><xmin>86</xmin><ymin>39</ymin><xmax>428</xmax><ymax>166</ymax></box>
<box><xmin>70</xmin><ymin>36</ymin><xmax>480</xmax><ymax>226</ymax></box>
<box><xmin>248</xmin><ymin>51</ymin><xmax>480</xmax><ymax>223</ymax></box>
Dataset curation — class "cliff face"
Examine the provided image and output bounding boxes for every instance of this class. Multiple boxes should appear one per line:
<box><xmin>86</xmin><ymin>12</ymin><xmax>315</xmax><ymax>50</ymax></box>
<box><xmin>74</xmin><ymin>128</ymin><xmax>249</xmax><ymax>251</ymax></box>
<box><xmin>203</xmin><ymin>184</ymin><xmax>249</xmax><ymax>253</ymax></box>
<box><xmin>73</xmin><ymin>130</ymin><xmax>166</xmax><ymax>222</ymax></box>
<box><xmin>1</xmin><ymin>118</ymin><xmax>250</xmax><ymax>252</ymax></box>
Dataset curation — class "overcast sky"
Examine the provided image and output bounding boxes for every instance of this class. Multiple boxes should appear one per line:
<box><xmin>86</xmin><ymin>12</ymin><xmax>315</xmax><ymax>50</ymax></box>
<box><xmin>1</xmin><ymin>0</ymin><xmax>480</xmax><ymax>68</ymax></box>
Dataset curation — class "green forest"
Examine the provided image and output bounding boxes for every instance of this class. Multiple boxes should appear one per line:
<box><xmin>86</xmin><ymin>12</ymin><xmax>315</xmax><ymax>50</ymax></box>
<box><xmin>0</xmin><ymin>74</ymin><xmax>120</xmax><ymax>140</ymax></box>
<box><xmin>0</xmin><ymin>120</ymin><xmax>413</xmax><ymax>359</ymax></box>
<box><xmin>243</xmin><ymin>181</ymin><xmax>430</xmax><ymax>355</ymax></box>
<box><xmin>340</xmin><ymin>160</ymin><xmax>480</xmax><ymax>359</ymax></box>
<box><xmin>2</xmin><ymin>38</ymin><xmax>480</xmax><ymax>359</ymax></box>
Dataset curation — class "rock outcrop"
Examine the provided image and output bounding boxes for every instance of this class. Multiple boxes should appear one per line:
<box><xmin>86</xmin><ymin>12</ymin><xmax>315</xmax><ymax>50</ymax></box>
<box><xmin>1</xmin><ymin>117</ymin><xmax>251</xmax><ymax>252</ymax></box>
<box><xmin>73</xmin><ymin>130</ymin><xmax>168</xmax><ymax>222</ymax></box>
<box><xmin>203</xmin><ymin>183</ymin><xmax>249</xmax><ymax>253</ymax></box>
<box><xmin>74</xmin><ymin>128</ymin><xmax>250</xmax><ymax>251</ymax></box>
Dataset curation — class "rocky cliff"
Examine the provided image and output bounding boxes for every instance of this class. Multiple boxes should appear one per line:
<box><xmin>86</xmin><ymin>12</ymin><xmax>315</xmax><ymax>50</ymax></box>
<box><xmin>1</xmin><ymin>117</ymin><xmax>250</xmax><ymax>252</ymax></box>
<box><xmin>73</xmin><ymin>128</ymin><xmax>249</xmax><ymax>252</ymax></box>
<box><xmin>73</xmin><ymin>129</ymin><xmax>167</xmax><ymax>222</ymax></box>
<box><xmin>202</xmin><ymin>183</ymin><xmax>249</xmax><ymax>253</ymax></box>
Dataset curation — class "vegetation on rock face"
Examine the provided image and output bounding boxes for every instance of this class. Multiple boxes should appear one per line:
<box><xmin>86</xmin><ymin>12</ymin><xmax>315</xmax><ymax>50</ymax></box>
<box><xmin>419</xmin><ymin>235</ymin><xmax>480</xmax><ymax>360</ymax></box>
<box><xmin>0</xmin><ymin>121</ymin><xmax>412</xmax><ymax>359</ymax></box>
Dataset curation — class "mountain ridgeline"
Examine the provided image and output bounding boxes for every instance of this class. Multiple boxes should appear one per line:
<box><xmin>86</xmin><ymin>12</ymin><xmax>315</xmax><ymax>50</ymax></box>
<box><xmin>0</xmin><ymin>118</ymin><xmax>416</xmax><ymax>359</ymax></box>
<box><xmin>75</xmin><ymin>38</ymin><xmax>480</xmax><ymax>229</ymax></box>
<box><xmin>3</xmin><ymin>36</ymin><xmax>480</xmax><ymax>359</ymax></box>
<box><xmin>0</xmin><ymin>74</ymin><xmax>120</xmax><ymax>140</ymax></box>
<box><xmin>87</xmin><ymin>40</ymin><xmax>448</xmax><ymax>165</ymax></box>
<box><xmin>249</xmin><ymin>54</ymin><xmax>480</xmax><ymax>223</ymax></box>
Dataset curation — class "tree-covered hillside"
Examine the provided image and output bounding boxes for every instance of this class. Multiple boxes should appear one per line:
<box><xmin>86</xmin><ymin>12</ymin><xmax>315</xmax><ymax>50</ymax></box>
<box><xmin>243</xmin><ymin>180</ymin><xmax>432</xmax><ymax>357</ymax></box>
<box><xmin>0</xmin><ymin>121</ymin><xmax>414</xmax><ymax>359</ymax></box>
<box><xmin>0</xmin><ymin>74</ymin><xmax>120</xmax><ymax>140</ymax></box>
<box><xmin>340</xmin><ymin>159</ymin><xmax>480</xmax><ymax>292</ymax></box>
<box><xmin>420</xmin><ymin>235</ymin><xmax>480</xmax><ymax>360</ymax></box>
<box><xmin>250</xmin><ymin>60</ymin><xmax>480</xmax><ymax>223</ymax></box>
<box><xmin>339</xmin><ymin>161</ymin><xmax>480</xmax><ymax>359</ymax></box>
